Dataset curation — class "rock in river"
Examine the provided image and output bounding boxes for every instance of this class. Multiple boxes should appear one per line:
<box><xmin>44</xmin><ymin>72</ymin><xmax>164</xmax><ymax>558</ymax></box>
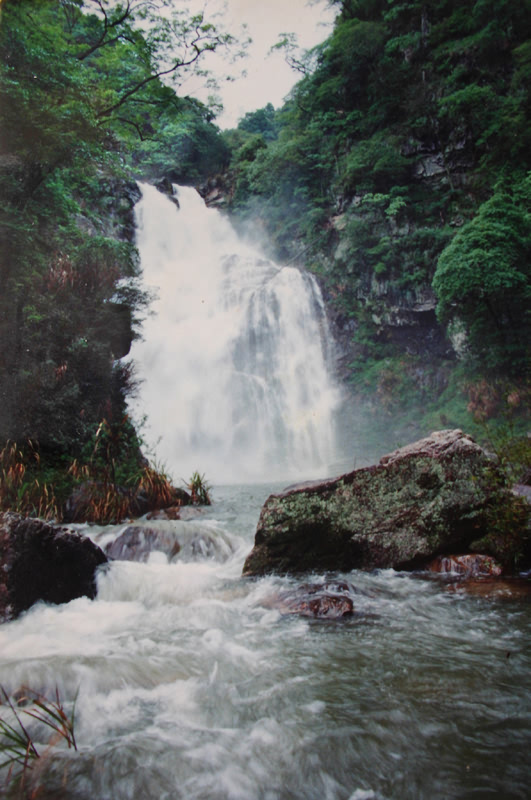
<box><xmin>243</xmin><ymin>430</ymin><xmax>529</xmax><ymax>576</ymax></box>
<box><xmin>0</xmin><ymin>512</ymin><xmax>107</xmax><ymax>623</ymax></box>
<box><xmin>105</xmin><ymin>521</ymin><xmax>236</xmax><ymax>564</ymax></box>
<box><xmin>425</xmin><ymin>553</ymin><xmax>503</xmax><ymax>578</ymax></box>
<box><xmin>263</xmin><ymin>581</ymin><xmax>355</xmax><ymax>618</ymax></box>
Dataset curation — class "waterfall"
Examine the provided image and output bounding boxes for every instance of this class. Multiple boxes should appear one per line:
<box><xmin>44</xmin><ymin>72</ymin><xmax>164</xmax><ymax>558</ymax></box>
<box><xmin>130</xmin><ymin>183</ymin><xmax>340</xmax><ymax>483</ymax></box>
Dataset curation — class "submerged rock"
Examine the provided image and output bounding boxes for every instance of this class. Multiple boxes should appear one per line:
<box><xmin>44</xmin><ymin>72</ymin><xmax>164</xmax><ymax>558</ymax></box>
<box><xmin>105</xmin><ymin>525</ymin><xmax>181</xmax><ymax>562</ymax></box>
<box><xmin>264</xmin><ymin>581</ymin><xmax>355</xmax><ymax>619</ymax></box>
<box><xmin>243</xmin><ymin>430</ymin><xmax>529</xmax><ymax>576</ymax></box>
<box><xmin>425</xmin><ymin>553</ymin><xmax>503</xmax><ymax>578</ymax></box>
<box><xmin>0</xmin><ymin>512</ymin><xmax>107</xmax><ymax>623</ymax></box>
<box><xmin>105</xmin><ymin>521</ymin><xmax>236</xmax><ymax>563</ymax></box>
<box><xmin>445</xmin><ymin>577</ymin><xmax>531</xmax><ymax>600</ymax></box>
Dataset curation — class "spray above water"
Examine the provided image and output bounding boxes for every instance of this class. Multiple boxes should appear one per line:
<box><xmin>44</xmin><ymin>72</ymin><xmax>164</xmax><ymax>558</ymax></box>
<box><xmin>130</xmin><ymin>183</ymin><xmax>340</xmax><ymax>483</ymax></box>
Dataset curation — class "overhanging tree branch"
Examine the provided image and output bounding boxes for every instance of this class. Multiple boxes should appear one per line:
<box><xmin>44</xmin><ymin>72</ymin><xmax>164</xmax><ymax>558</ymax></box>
<box><xmin>95</xmin><ymin>31</ymin><xmax>226</xmax><ymax>120</ymax></box>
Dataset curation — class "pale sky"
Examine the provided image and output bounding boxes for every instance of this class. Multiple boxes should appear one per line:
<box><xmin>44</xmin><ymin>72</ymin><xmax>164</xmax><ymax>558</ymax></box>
<box><xmin>182</xmin><ymin>0</ymin><xmax>336</xmax><ymax>128</ymax></box>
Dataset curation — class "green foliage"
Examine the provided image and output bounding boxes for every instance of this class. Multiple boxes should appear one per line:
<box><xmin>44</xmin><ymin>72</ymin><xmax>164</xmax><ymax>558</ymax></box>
<box><xmin>433</xmin><ymin>177</ymin><xmax>531</xmax><ymax>374</ymax></box>
<box><xmin>224</xmin><ymin>0</ymin><xmax>531</xmax><ymax>393</ymax></box>
<box><xmin>237</xmin><ymin>103</ymin><xmax>279</xmax><ymax>141</ymax></box>
<box><xmin>128</xmin><ymin>98</ymin><xmax>230</xmax><ymax>182</ymax></box>
<box><xmin>0</xmin><ymin>441</ymin><xmax>61</xmax><ymax>520</ymax></box>
<box><xmin>185</xmin><ymin>471</ymin><xmax>212</xmax><ymax>505</ymax></box>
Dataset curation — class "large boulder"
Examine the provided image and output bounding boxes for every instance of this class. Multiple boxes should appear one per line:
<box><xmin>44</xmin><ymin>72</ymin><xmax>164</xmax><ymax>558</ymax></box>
<box><xmin>243</xmin><ymin>430</ymin><xmax>529</xmax><ymax>576</ymax></box>
<box><xmin>0</xmin><ymin>512</ymin><xmax>108</xmax><ymax>623</ymax></box>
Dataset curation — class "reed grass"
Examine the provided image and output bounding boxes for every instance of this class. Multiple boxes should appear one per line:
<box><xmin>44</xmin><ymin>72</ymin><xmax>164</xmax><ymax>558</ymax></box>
<box><xmin>0</xmin><ymin>686</ymin><xmax>77</xmax><ymax>796</ymax></box>
<box><xmin>0</xmin><ymin>443</ymin><xmax>60</xmax><ymax>520</ymax></box>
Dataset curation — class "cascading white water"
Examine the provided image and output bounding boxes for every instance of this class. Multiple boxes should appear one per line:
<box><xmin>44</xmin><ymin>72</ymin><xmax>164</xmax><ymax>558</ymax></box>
<box><xmin>130</xmin><ymin>183</ymin><xmax>340</xmax><ymax>483</ymax></box>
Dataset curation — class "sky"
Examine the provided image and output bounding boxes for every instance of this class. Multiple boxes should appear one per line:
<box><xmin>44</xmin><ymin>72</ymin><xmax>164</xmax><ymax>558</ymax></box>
<box><xmin>182</xmin><ymin>0</ymin><xmax>336</xmax><ymax>128</ymax></box>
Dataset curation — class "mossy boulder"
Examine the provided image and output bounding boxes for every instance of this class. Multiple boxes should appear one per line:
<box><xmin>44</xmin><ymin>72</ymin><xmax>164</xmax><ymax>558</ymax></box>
<box><xmin>243</xmin><ymin>430</ymin><xmax>529</xmax><ymax>576</ymax></box>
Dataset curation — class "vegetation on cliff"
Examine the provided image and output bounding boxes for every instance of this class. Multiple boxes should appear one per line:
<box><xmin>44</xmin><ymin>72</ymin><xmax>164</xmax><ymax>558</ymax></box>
<box><xmin>0</xmin><ymin>0</ymin><xmax>234</xmax><ymax>519</ymax></box>
<box><xmin>222</xmin><ymin>0</ymin><xmax>530</xmax><ymax>454</ymax></box>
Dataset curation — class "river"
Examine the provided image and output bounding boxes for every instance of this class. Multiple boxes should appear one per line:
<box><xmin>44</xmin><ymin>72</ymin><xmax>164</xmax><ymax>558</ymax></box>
<box><xmin>0</xmin><ymin>483</ymin><xmax>530</xmax><ymax>799</ymax></box>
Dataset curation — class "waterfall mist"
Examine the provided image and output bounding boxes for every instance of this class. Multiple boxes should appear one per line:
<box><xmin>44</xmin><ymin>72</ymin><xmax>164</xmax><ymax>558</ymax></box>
<box><xmin>130</xmin><ymin>183</ymin><xmax>341</xmax><ymax>483</ymax></box>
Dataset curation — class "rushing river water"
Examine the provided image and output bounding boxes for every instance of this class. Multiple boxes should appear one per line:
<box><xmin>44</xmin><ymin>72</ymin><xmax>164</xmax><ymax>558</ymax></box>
<box><xmin>0</xmin><ymin>484</ymin><xmax>530</xmax><ymax>800</ymax></box>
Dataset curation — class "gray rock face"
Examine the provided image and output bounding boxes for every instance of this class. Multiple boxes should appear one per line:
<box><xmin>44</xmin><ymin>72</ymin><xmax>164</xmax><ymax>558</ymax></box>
<box><xmin>0</xmin><ymin>513</ymin><xmax>107</xmax><ymax>623</ymax></box>
<box><xmin>243</xmin><ymin>430</ymin><xmax>529</xmax><ymax>576</ymax></box>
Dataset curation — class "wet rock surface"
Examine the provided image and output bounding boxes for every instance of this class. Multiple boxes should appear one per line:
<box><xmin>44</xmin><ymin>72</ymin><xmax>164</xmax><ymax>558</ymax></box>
<box><xmin>0</xmin><ymin>512</ymin><xmax>107</xmax><ymax>623</ymax></box>
<box><xmin>243</xmin><ymin>430</ymin><xmax>529</xmax><ymax>576</ymax></box>
<box><xmin>146</xmin><ymin>505</ymin><xmax>182</xmax><ymax>521</ymax></box>
<box><xmin>105</xmin><ymin>525</ymin><xmax>181</xmax><ymax>563</ymax></box>
<box><xmin>425</xmin><ymin>553</ymin><xmax>503</xmax><ymax>578</ymax></box>
<box><xmin>105</xmin><ymin>521</ymin><xmax>236</xmax><ymax>563</ymax></box>
<box><xmin>264</xmin><ymin>581</ymin><xmax>355</xmax><ymax>619</ymax></box>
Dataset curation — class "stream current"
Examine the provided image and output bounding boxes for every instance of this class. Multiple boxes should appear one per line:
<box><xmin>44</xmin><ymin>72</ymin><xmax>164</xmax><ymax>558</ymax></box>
<box><xmin>0</xmin><ymin>484</ymin><xmax>530</xmax><ymax>799</ymax></box>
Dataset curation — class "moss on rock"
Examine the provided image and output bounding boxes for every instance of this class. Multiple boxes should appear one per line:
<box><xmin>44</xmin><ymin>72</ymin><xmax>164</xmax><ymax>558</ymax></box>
<box><xmin>243</xmin><ymin>430</ymin><xmax>529</xmax><ymax>576</ymax></box>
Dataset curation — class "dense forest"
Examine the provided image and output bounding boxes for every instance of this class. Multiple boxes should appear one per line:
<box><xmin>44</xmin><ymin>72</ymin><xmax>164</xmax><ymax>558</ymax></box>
<box><xmin>0</xmin><ymin>0</ymin><xmax>529</xmax><ymax>519</ymax></box>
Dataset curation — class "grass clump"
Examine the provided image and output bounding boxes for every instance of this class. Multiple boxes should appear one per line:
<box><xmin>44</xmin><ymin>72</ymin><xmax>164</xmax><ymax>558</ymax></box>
<box><xmin>0</xmin><ymin>686</ymin><xmax>77</xmax><ymax>796</ymax></box>
<box><xmin>0</xmin><ymin>443</ymin><xmax>60</xmax><ymax>521</ymax></box>
<box><xmin>185</xmin><ymin>471</ymin><xmax>212</xmax><ymax>505</ymax></box>
<box><xmin>0</xmin><ymin>418</ymin><xmax>181</xmax><ymax>524</ymax></box>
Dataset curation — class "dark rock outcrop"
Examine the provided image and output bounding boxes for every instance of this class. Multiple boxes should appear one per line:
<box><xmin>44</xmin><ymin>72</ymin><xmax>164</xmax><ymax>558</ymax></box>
<box><xmin>154</xmin><ymin>177</ymin><xmax>180</xmax><ymax>207</ymax></box>
<box><xmin>63</xmin><ymin>482</ymin><xmax>191</xmax><ymax>524</ymax></box>
<box><xmin>243</xmin><ymin>430</ymin><xmax>529</xmax><ymax>577</ymax></box>
<box><xmin>0</xmin><ymin>513</ymin><xmax>107</xmax><ymax>623</ymax></box>
<box><xmin>197</xmin><ymin>175</ymin><xmax>232</xmax><ymax>209</ymax></box>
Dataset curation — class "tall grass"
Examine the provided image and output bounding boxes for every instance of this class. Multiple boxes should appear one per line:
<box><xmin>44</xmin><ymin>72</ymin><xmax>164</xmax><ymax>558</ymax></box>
<box><xmin>0</xmin><ymin>434</ymin><xmax>181</xmax><ymax>525</ymax></box>
<box><xmin>0</xmin><ymin>443</ymin><xmax>60</xmax><ymax>520</ymax></box>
